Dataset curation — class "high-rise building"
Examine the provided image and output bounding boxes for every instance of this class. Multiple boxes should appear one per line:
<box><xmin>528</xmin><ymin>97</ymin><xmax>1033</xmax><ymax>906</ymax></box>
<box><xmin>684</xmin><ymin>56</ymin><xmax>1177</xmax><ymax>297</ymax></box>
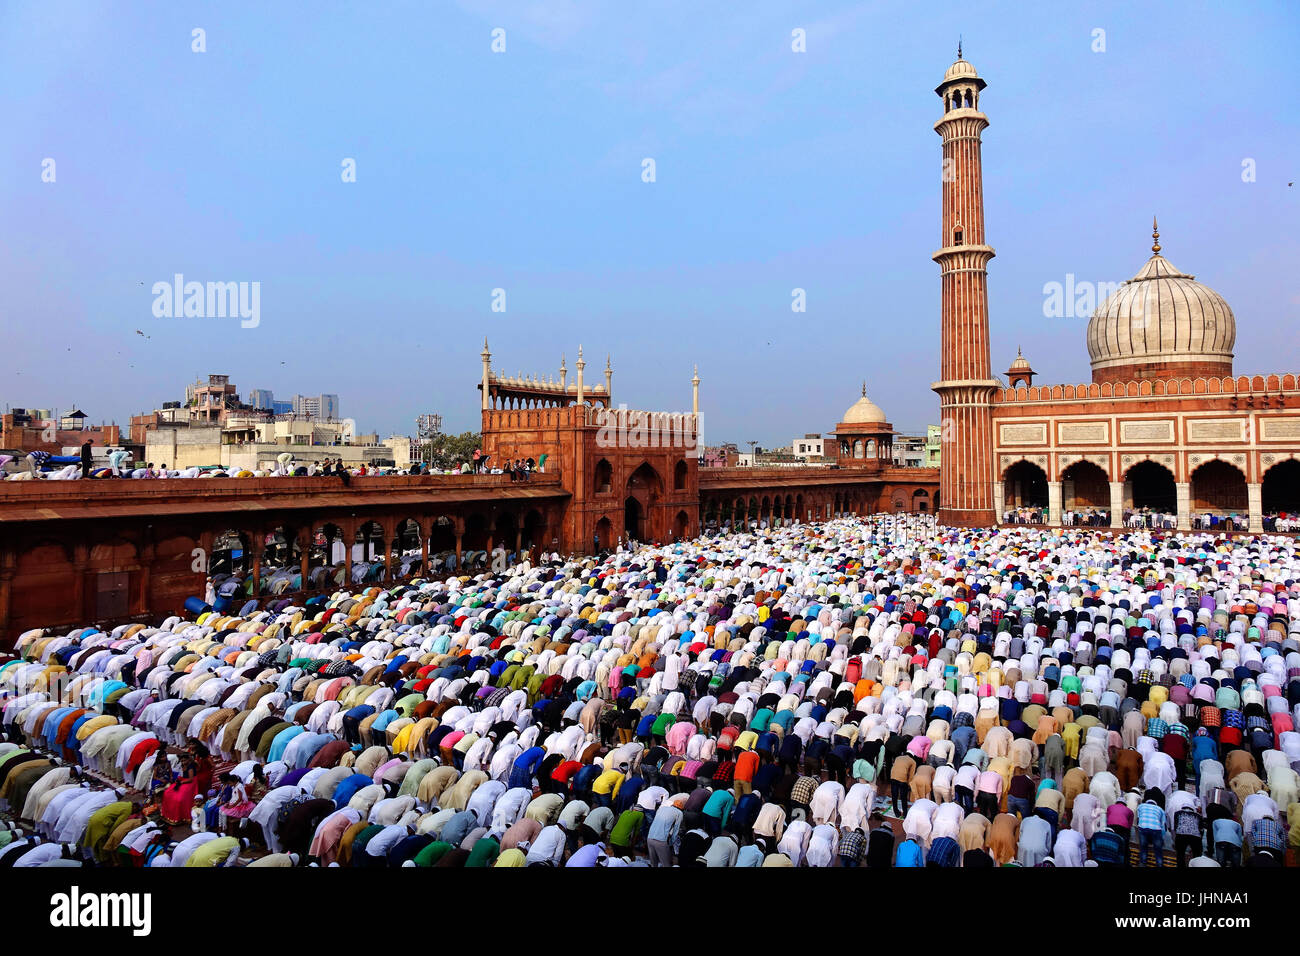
<box><xmin>291</xmin><ymin>393</ymin><xmax>341</xmax><ymax>421</ymax></box>
<box><xmin>249</xmin><ymin>388</ymin><xmax>274</xmax><ymax>410</ymax></box>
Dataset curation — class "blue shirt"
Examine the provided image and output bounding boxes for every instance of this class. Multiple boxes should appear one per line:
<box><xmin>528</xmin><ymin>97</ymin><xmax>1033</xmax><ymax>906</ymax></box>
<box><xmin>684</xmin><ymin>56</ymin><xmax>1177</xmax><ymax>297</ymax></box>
<box><xmin>647</xmin><ymin>804</ymin><xmax>683</xmax><ymax>847</ymax></box>
<box><xmin>896</xmin><ymin>839</ymin><xmax>924</xmax><ymax>867</ymax></box>
<box><xmin>1136</xmin><ymin>801</ymin><xmax>1167</xmax><ymax>831</ymax></box>
<box><xmin>1212</xmin><ymin>818</ymin><xmax>1243</xmax><ymax>847</ymax></box>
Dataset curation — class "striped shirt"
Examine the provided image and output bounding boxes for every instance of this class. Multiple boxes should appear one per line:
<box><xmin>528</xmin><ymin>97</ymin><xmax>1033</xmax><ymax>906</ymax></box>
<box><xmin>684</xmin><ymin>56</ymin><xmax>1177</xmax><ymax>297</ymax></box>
<box><xmin>1136</xmin><ymin>801</ymin><xmax>1167</xmax><ymax>831</ymax></box>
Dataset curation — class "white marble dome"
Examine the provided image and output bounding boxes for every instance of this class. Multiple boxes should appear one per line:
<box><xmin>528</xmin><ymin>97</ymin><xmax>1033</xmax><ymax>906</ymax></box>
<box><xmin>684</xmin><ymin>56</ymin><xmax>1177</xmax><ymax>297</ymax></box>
<box><xmin>1086</xmin><ymin>229</ymin><xmax>1235</xmax><ymax>378</ymax></box>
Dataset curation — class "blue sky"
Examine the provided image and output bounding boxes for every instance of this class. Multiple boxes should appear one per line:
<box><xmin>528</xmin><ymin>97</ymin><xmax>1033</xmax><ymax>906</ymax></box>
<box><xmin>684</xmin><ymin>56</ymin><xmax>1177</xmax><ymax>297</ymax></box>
<box><xmin>2</xmin><ymin>0</ymin><xmax>1296</xmax><ymax>445</ymax></box>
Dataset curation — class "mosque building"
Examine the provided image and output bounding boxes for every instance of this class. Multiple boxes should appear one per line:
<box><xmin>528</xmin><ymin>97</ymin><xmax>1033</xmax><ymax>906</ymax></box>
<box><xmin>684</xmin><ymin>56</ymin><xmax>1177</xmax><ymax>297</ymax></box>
<box><xmin>933</xmin><ymin>51</ymin><xmax>1300</xmax><ymax>532</ymax></box>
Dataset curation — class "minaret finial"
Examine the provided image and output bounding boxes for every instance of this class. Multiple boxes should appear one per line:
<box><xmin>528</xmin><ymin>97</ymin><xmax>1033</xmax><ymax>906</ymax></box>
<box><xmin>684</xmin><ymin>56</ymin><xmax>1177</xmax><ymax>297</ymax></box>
<box><xmin>1017</xmin><ymin>345</ymin><xmax>1022</xmax><ymax>357</ymax></box>
<box><xmin>861</xmin><ymin>381</ymin><xmax>867</xmax><ymax>397</ymax></box>
<box><xmin>957</xmin><ymin>37</ymin><xmax>962</xmax><ymax>59</ymax></box>
<box><xmin>1152</xmin><ymin>215</ymin><xmax>1161</xmax><ymax>254</ymax></box>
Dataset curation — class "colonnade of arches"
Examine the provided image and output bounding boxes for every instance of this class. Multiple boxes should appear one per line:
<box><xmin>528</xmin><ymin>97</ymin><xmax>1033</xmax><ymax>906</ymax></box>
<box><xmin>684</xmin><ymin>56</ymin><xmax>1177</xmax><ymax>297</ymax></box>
<box><xmin>997</xmin><ymin>456</ymin><xmax>1300</xmax><ymax>530</ymax></box>
<box><xmin>205</xmin><ymin>506</ymin><xmax>553</xmax><ymax>603</ymax></box>
<box><xmin>699</xmin><ymin>485</ymin><xmax>934</xmax><ymax>530</ymax></box>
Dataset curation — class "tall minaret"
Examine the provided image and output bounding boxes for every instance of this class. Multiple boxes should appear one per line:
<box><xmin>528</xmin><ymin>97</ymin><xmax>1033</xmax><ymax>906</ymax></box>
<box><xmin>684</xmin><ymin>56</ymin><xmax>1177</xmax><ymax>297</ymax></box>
<box><xmin>932</xmin><ymin>46</ymin><xmax>999</xmax><ymax>526</ymax></box>
<box><xmin>480</xmin><ymin>338</ymin><xmax>492</xmax><ymax>410</ymax></box>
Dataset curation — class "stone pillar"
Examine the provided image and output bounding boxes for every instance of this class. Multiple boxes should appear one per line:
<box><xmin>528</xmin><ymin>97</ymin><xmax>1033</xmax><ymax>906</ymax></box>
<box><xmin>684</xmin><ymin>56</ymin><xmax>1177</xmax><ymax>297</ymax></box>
<box><xmin>454</xmin><ymin>532</ymin><xmax>463</xmax><ymax>571</ymax></box>
<box><xmin>341</xmin><ymin>524</ymin><xmax>354</xmax><ymax>587</ymax></box>
<box><xmin>1047</xmin><ymin>482</ymin><xmax>1063</xmax><ymax>526</ymax></box>
<box><xmin>251</xmin><ymin>531</ymin><xmax>262</xmax><ymax>597</ymax></box>
<box><xmin>1248</xmin><ymin>482</ymin><xmax>1263</xmax><ymax>533</ymax></box>
<box><xmin>299</xmin><ymin>533</ymin><xmax>310</xmax><ymax>591</ymax></box>
<box><xmin>993</xmin><ymin>481</ymin><xmax>1005</xmax><ymax>525</ymax></box>
<box><xmin>1176</xmin><ymin>482</ymin><xmax>1191</xmax><ymax>531</ymax></box>
<box><xmin>421</xmin><ymin>521</ymin><xmax>430</xmax><ymax>579</ymax></box>
<box><xmin>1109</xmin><ymin>482</ymin><xmax>1124</xmax><ymax>528</ymax></box>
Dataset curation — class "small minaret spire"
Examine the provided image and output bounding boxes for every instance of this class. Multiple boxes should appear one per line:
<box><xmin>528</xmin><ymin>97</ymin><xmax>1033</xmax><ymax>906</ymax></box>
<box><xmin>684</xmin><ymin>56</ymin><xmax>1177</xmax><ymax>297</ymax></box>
<box><xmin>575</xmin><ymin>345</ymin><xmax>586</xmax><ymax>407</ymax></box>
<box><xmin>1152</xmin><ymin>216</ymin><xmax>1161</xmax><ymax>254</ymax></box>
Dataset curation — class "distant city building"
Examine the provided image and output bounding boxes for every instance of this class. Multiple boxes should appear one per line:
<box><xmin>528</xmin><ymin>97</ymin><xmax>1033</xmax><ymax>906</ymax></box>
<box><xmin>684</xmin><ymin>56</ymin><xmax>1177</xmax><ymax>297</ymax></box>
<box><xmin>892</xmin><ymin>434</ymin><xmax>927</xmax><ymax>468</ymax></box>
<box><xmin>925</xmin><ymin>424</ymin><xmax>943</xmax><ymax>468</ymax></box>
<box><xmin>2</xmin><ymin>406</ymin><xmax>121</xmax><ymax>456</ymax></box>
<box><xmin>700</xmin><ymin>443</ymin><xmax>738</xmax><ymax>468</ymax></box>
<box><xmin>292</xmin><ymin>393</ymin><xmax>340</xmax><ymax>421</ymax></box>
<box><xmin>186</xmin><ymin>374</ymin><xmax>240</xmax><ymax>424</ymax></box>
<box><xmin>248</xmin><ymin>388</ymin><xmax>275</xmax><ymax>410</ymax></box>
<box><xmin>792</xmin><ymin>434</ymin><xmax>825</xmax><ymax>460</ymax></box>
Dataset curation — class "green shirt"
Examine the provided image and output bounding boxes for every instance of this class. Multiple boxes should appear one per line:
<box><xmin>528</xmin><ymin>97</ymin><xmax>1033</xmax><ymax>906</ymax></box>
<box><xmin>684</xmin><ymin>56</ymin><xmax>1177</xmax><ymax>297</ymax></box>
<box><xmin>610</xmin><ymin>809</ymin><xmax>644</xmax><ymax>849</ymax></box>
<box><xmin>465</xmin><ymin>836</ymin><xmax>500</xmax><ymax>867</ymax></box>
<box><xmin>414</xmin><ymin>840</ymin><xmax>452</xmax><ymax>867</ymax></box>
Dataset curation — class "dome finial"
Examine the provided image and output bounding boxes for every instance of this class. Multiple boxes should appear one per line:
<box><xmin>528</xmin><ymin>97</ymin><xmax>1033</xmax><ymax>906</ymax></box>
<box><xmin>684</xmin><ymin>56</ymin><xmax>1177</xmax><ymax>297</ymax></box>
<box><xmin>957</xmin><ymin>36</ymin><xmax>962</xmax><ymax>60</ymax></box>
<box><xmin>861</xmin><ymin>381</ymin><xmax>867</xmax><ymax>397</ymax></box>
<box><xmin>1152</xmin><ymin>215</ymin><xmax>1161</xmax><ymax>254</ymax></box>
<box><xmin>1017</xmin><ymin>345</ymin><xmax>1023</xmax><ymax>357</ymax></box>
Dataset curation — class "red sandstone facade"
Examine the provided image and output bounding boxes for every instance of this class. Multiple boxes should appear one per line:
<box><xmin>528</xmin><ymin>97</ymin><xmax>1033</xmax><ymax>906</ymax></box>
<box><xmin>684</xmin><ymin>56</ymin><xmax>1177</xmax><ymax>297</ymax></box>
<box><xmin>932</xmin><ymin>53</ymin><xmax>998</xmax><ymax>526</ymax></box>
<box><xmin>0</xmin><ymin>346</ymin><xmax>938</xmax><ymax>641</ymax></box>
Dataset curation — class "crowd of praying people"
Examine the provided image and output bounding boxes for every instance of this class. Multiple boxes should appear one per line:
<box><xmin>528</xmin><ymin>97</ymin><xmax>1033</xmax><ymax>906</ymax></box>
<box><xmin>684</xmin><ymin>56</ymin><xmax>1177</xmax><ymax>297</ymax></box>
<box><xmin>2</xmin><ymin>514</ymin><xmax>1299</xmax><ymax>870</ymax></box>
<box><xmin>1062</xmin><ymin>509</ymin><xmax>1110</xmax><ymax>527</ymax></box>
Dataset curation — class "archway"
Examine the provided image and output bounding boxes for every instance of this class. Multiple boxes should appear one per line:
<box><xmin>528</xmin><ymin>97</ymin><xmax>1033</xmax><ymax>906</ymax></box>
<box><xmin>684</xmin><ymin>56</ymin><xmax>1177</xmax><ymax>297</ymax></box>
<box><xmin>1061</xmin><ymin>460</ymin><xmax>1109</xmax><ymax>525</ymax></box>
<box><xmin>257</xmin><ymin>527</ymin><xmax>301</xmax><ymax>595</ymax></box>
<box><xmin>624</xmin><ymin>497</ymin><xmax>642</xmax><ymax>542</ymax></box>
<box><xmin>1125</xmin><ymin>460</ymin><xmax>1176</xmax><ymax>513</ymax></box>
<box><xmin>390</xmin><ymin>518</ymin><xmax>422</xmax><ymax>581</ymax></box>
<box><xmin>1263</xmin><ymin>459</ymin><xmax>1300</xmax><ymax>515</ymax></box>
<box><xmin>462</xmin><ymin>512</ymin><xmax>489</xmax><ymax>560</ymax></box>
<box><xmin>625</xmin><ymin>462</ymin><xmax>662</xmax><ymax>542</ymax></box>
<box><xmin>493</xmin><ymin>512</ymin><xmax>518</xmax><ymax>563</ymax></box>
<box><xmin>522</xmin><ymin>509</ymin><xmax>545</xmax><ymax>558</ymax></box>
<box><xmin>1061</xmin><ymin>460</ymin><xmax>1109</xmax><ymax>509</ymax></box>
<box><xmin>673</xmin><ymin>459</ymin><xmax>687</xmax><ymax>491</ymax></box>
<box><xmin>211</xmin><ymin>530</ymin><xmax>250</xmax><ymax>579</ymax></box>
<box><xmin>594</xmin><ymin>459</ymin><xmax>613</xmax><ymax>495</ymax></box>
<box><xmin>1003</xmin><ymin>461</ymin><xmax>1048</xmax><ymax>510</ymax></box>
<box><xmin>594</xmin><ymin>516</ymin><xmax>613</xmax><ymax>551</ymax></box>
<box><xmin>429</xmin><ymin>516</ymin><xmax>456</xmax><ymax>574</ymax></box>
<box><xmin>303</xmin><ymin>523</ymin><xmax>338</xmax><ymax>590</ymax></box>
<box><xmin>673</xmin><ymin>510</ymin><xmax>689</xmax><ymax>540</ymax></box>
<box><xmin>1190</xmin><ymin>460</ymin><xmax>1247</xmax><ymax>527</ymax></box>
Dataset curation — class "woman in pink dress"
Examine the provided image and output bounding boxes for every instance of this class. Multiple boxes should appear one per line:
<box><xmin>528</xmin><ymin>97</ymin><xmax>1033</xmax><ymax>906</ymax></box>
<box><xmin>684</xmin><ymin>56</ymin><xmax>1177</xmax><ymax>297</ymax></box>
<box><xmin>217</xmin><ymin>772</ymin><xmax>257</xmax><ymax>832</ymax></box>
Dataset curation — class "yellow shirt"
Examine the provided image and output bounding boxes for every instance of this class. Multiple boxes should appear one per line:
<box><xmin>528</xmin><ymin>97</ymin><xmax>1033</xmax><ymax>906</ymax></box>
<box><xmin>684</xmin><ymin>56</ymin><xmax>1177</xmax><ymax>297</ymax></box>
<box><xmin>592</xmin><ymin>769</ymin><xmax>625</xmax><ymax>798</ymax></box>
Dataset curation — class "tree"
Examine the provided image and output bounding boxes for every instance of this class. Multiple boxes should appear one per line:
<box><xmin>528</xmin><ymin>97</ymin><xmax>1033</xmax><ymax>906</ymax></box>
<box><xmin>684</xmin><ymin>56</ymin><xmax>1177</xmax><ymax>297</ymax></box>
<box><xmin>424</xmin><ymin>430</ymin><xmax>481</xmax><ymax>470</ymax></box>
